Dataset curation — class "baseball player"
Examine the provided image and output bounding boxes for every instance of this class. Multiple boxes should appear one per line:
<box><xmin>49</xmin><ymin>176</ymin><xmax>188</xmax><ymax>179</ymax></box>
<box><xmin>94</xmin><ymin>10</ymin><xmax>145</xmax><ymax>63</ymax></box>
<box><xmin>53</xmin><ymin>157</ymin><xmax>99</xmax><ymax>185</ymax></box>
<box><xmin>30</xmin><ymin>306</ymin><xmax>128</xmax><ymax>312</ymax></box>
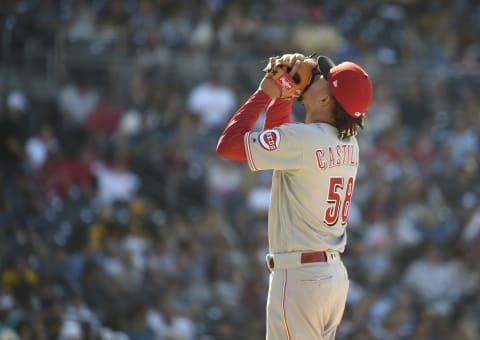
<box><xmin>216</xmin><ymin>53</ymin><xmax>373</xmax><ymax>339</ymax></box>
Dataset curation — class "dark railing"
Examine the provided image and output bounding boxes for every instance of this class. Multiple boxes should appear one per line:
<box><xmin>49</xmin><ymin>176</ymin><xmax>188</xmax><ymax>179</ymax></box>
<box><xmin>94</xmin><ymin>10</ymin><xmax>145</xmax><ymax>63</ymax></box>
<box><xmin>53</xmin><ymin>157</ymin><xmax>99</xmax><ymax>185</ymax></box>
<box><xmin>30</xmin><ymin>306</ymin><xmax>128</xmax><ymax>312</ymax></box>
<box><xmin>2</xmin><ymin>28</ymin><xmax>479</xmax><ymax>105</ymax></box>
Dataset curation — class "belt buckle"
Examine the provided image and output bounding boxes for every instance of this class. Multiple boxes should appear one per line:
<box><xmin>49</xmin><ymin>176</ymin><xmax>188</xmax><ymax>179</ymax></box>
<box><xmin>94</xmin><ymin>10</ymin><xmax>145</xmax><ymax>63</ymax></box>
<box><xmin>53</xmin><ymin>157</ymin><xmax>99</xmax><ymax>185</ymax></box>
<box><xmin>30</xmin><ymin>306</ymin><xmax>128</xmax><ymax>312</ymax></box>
<box><xmin>329</xmin><ymin>252</ymin><xmax>336</xmax><ymax>261</ymax></box>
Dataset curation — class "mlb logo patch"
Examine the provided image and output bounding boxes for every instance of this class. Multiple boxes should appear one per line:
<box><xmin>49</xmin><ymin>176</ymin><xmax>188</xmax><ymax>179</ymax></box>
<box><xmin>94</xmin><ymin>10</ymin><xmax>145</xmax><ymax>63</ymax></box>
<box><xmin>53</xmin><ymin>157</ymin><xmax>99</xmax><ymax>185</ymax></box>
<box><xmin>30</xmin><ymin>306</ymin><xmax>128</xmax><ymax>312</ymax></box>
<box><xmin>259</xmin><ymin>129</ymin><xmax>281</xmax><ymax>151</ymax></box>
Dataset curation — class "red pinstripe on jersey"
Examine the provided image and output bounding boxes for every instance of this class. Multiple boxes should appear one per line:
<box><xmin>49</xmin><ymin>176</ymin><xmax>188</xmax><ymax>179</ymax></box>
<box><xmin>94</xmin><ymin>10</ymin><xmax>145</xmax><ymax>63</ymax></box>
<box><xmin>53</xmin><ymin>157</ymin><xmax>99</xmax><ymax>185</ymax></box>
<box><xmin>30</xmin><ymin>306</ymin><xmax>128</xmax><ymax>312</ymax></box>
<box><xmin>244</xmin><ymin>132</ymin><xmax>258</xmax><ymax>171</ymax></box>
<box><xmin>282</xmin><ymin>269</ymin><xmax>292</xmax><ymax>340</ymax></box>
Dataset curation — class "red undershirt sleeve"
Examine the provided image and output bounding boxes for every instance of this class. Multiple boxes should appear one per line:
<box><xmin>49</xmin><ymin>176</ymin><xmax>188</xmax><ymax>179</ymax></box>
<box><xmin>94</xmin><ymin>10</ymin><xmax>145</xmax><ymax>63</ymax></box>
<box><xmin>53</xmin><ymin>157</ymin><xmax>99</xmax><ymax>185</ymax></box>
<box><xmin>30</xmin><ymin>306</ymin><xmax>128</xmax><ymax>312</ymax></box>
<box><xmin>263</xmin><ymin>97</ymin><xmax>293</xmax><ymax>130</ymax></box>
<box><xmin>216</xmin><ymin>90</ymin><xmax>271</xmax><ymax>161</ymax></box>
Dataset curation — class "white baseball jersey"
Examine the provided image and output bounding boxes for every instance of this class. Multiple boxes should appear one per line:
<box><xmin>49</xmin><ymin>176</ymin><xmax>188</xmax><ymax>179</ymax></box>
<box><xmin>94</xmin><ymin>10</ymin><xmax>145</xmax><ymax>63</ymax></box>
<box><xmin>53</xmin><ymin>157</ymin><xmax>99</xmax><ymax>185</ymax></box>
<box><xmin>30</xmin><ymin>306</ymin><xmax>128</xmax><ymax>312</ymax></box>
<box><xmin>244</xmin><ymin>122</ymin><xmax>359</xmax><ymax>253</ymax></box>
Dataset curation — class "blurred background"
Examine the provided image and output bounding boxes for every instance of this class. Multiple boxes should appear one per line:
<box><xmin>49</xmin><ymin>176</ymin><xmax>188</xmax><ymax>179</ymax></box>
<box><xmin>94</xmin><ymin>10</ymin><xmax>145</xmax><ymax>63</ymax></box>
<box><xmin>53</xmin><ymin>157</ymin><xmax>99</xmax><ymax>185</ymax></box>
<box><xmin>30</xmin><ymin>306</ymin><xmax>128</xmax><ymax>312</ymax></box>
<box><xmin>0</xmin><ymin>0</ymin><xmax>479</xmax><ymax>339</ymax></box>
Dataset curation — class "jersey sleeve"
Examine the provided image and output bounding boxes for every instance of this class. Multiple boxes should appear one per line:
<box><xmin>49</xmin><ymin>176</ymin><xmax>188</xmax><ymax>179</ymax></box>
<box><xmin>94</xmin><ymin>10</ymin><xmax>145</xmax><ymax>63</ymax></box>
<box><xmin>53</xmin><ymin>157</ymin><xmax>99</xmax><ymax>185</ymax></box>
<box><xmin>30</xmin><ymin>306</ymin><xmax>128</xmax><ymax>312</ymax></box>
<box><xmin>262</xmin><ymin>97</ymin><xmax>293</xmax><ymax>130</ymax></box>
<box><xmin>216</xmin><ymin>90</ymin><xmax>271</xmax><ymax>161</ymax></box>
<box><xmin>244</xmin><ymin>124</ymin><xmax>304</xmax><ymax>171</ymax></box>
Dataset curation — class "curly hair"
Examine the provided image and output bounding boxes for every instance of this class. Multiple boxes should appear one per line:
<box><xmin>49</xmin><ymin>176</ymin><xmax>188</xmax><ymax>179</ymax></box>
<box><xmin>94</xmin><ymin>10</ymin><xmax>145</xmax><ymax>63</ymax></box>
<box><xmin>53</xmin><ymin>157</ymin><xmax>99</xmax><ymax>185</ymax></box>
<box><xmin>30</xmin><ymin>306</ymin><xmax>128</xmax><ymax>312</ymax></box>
<box><xmin>332</xmin><ymin>100</ymin><xmax>364</xmax><ymax>139</ymax></box>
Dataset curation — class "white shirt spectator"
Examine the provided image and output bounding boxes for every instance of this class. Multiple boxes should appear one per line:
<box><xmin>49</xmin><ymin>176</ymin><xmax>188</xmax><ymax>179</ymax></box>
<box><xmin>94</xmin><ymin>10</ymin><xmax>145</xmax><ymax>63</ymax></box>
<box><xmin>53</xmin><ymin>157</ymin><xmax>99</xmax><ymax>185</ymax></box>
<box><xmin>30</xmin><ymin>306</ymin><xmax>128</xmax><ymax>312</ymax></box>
<box><xmin>92</xmin><ymin>161</ymin><xmax>140</xmax><ymax>205</ymax></box>
<box><xmin>187</xmin><ymin>73</ymin><xmax>236</xmax><ymax>131</ymax></box>
<box><xmin>462</xmin><ymin>204</ymin><xmax>480</xmax><ymax>242</ymax></box>
<box><xmin>403</xmin><ymin>247</ymin><xmax>472</xmax><ymax>315</ymax></box>
<box><xmin>146</xmin><ymin>304</ymin><xmax>195</xmax><ymax>340</ymax></box>
<box><xmin>446</xmin><ymin>119</ymin><xmax>478</xmax><ymax>167</ymax></box>
<box><xmin>122</xmin><ymin>233</ymin><xmax>149</xmax><ymax>274</ymax></box>
<box><xmin>7</xmin><ymin>90</ymin><xmax>27</xmax><ymax>112</ymax></box>
<box><xmin>207</xmin><ymin>156</ymin><xmax>243</xmax><ymax>206</ymax></box>
<box><xmin>57</xmin><ymin>80</ymin><xmax>99</xmax><ymax>124</ymax></box>
<box><xmin>25</xmin><ymin>124</ymin><xmax>58</xmax><ymax>169</ymax></box>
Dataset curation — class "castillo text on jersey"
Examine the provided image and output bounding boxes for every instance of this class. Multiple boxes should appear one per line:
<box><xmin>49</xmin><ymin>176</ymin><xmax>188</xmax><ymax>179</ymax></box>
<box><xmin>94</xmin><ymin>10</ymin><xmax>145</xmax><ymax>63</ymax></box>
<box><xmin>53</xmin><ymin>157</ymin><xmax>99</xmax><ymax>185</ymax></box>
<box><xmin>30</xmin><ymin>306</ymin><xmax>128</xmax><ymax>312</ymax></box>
<box><xmin>315</xmin><ymin>144</ymin><xmax>358</xmax><ymax>170</ymax></box>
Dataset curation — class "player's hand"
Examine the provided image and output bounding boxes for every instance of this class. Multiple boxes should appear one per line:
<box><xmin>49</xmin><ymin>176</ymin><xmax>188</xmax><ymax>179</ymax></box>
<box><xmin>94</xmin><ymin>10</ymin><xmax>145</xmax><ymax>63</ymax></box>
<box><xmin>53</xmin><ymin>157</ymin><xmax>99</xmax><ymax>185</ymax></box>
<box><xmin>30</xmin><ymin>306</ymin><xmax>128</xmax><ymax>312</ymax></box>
<box><xmin>259</xmin><ymin>77</ymin><xmax>281</xmax><ymax>98</ymax></box>
<box><xmin>259</xmin><ymin>59</ymin><xmax>302</xmax><ymax>99</ymax></box>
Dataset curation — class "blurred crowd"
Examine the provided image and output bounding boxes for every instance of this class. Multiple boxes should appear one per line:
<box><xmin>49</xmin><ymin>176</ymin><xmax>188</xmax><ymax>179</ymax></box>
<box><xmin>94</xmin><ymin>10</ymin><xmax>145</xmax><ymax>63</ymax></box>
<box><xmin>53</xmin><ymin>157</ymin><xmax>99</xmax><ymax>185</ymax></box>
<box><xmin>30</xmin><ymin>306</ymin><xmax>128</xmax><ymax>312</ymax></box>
<box><xmin>0</xmin><ymin>0</ymin><xmax>479</xmax><ymax>339</ymax></box>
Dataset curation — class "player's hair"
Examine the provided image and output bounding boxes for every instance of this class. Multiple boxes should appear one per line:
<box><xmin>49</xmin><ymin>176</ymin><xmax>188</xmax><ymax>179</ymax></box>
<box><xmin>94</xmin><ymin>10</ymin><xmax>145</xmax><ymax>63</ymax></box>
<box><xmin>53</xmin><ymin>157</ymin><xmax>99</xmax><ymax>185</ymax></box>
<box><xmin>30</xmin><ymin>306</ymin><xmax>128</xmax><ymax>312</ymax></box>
<box><xmin>332</xmin><ymin>100</ymin><xmax>364</xmax><ymax>139</ymax></box>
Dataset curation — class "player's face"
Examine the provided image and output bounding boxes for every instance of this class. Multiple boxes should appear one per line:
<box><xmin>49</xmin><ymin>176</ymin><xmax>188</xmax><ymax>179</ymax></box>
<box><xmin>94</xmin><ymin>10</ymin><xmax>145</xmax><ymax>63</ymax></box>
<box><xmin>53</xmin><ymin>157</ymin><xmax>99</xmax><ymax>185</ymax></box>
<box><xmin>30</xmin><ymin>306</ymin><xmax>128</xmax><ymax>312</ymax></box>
<box><xmin>302</xmin><ymin>74</ymin><xmax>331</xmax><ymax>104</ymax></box>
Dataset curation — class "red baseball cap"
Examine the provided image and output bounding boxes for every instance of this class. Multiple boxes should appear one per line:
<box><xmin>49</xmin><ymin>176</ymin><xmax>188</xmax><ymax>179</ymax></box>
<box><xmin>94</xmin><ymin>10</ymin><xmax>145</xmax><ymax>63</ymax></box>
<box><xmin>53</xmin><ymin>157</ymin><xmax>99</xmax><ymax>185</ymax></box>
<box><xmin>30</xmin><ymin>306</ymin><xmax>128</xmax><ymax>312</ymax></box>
<box><xmin>317</xmin><ymin>56</ymin><xmax>373</xmax><ymax>118</ymax></box>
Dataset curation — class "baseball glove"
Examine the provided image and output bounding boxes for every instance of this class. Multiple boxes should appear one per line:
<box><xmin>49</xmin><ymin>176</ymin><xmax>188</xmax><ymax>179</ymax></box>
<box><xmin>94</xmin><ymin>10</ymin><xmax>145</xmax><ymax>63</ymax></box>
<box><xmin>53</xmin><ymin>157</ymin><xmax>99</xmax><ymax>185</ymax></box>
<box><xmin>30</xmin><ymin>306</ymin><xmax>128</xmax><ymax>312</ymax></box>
<box><xmin>263</xmin><ymin>53</ymin><xmax>317</xmax><ymax>99</ymax></box>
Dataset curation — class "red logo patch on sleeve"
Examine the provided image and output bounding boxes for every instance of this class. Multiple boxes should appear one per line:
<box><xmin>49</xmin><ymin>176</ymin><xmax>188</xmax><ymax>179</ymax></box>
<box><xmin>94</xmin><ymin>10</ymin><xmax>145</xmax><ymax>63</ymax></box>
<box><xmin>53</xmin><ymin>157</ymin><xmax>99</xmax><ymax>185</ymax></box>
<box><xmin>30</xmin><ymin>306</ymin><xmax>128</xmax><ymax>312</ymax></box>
<box><xmin>259</xmin><ymin>129</ymin><xmax>281</xmax><ymax>151</ymax></box>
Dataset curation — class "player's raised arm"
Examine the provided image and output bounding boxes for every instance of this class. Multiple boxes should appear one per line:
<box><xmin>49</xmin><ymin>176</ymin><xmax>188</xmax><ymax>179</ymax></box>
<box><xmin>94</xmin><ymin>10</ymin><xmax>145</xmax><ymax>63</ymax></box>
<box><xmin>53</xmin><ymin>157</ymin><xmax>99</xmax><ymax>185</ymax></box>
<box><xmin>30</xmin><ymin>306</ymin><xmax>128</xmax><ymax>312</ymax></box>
<box><xmin>262</xmin><ymin>97</ymin><xmax>293</xmax><ymax>130</ymax></box>
<box><xmin>216</xmin><ymin>89</ymin><xmax>271</xmax><ymax>161</ymax></box>
<box><xmin>217</xmin><ymin>53</ymin><xmax>312</xmax><ymax>160</ymax></box>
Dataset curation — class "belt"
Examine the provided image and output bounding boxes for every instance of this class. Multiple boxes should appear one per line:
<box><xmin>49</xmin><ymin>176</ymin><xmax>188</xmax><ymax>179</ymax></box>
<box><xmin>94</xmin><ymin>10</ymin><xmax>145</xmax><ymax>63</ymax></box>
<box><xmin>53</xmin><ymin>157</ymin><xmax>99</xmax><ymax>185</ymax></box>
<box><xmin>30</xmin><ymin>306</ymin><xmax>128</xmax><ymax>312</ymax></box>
<box><xmin>266</xmin><ymin>250</ymin><xmax>341</xmax><ymax>271</ymax></box>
